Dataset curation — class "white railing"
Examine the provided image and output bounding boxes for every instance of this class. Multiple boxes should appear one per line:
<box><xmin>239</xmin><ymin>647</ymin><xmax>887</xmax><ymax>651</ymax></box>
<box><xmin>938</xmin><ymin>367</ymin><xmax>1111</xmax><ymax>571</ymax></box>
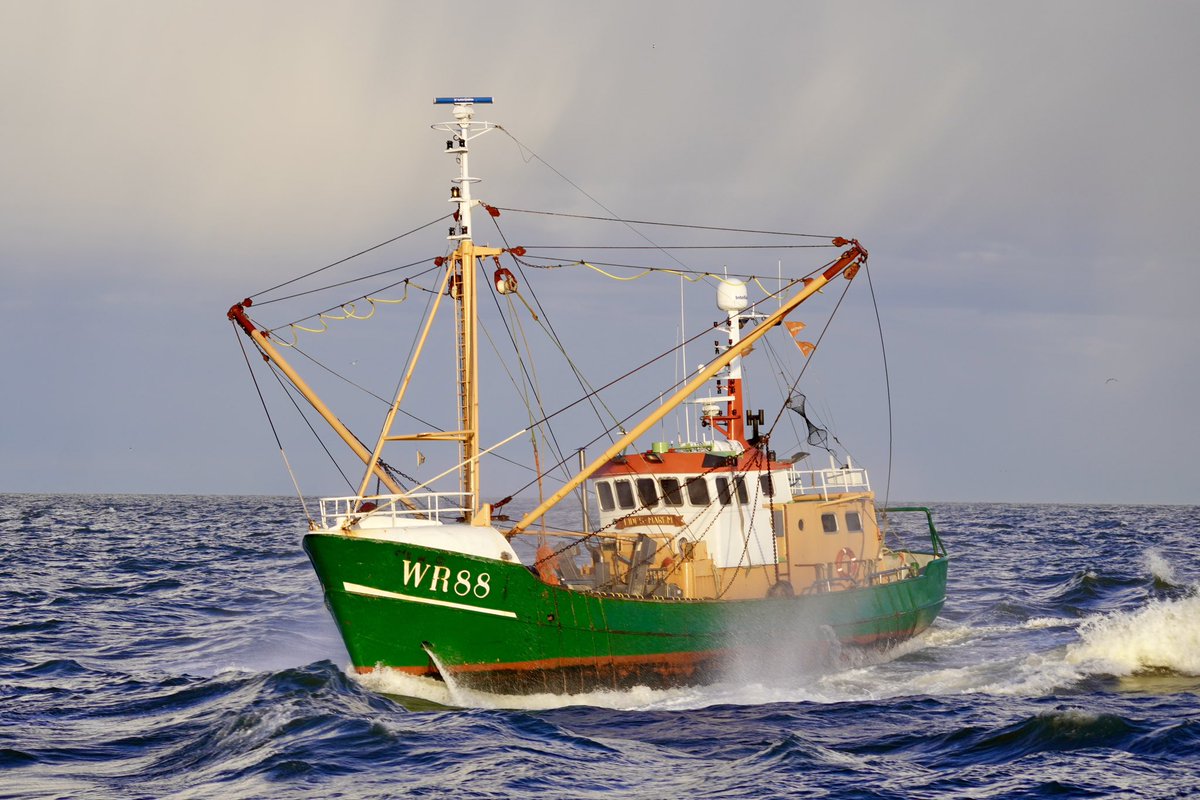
<box><xmin>317</xmin><ymin>492</ymin><xmax>471</xmax><ymax>530</ymax></box>
<box><xmin>787</xmin><ymin>466</ymin><xmax>871</xmax><ymax>499</ymax></box>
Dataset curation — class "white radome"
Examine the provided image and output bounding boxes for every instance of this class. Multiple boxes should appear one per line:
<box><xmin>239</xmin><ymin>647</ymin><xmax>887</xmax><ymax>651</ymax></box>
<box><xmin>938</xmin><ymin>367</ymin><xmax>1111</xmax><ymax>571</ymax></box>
<box><xmin>716</xmin><ymin>278</ymin><xmax>749</xmax><ymax>313</ymax></box>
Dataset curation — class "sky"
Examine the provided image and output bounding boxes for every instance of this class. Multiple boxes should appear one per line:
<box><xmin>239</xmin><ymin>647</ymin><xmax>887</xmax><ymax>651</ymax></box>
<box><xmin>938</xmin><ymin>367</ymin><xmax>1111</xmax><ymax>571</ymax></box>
<box><xmin>1</xmin><ymin>0</ymin><xmax>1197</xmax><ymax>505</ymax></box>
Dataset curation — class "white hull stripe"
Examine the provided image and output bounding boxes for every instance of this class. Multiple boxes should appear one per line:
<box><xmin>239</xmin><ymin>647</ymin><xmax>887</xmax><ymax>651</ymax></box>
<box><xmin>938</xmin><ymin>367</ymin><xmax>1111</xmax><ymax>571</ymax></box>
<box><xmin>342</xmin><ymin>581</ymin><xmax>518</xmax><ymax>618</ymax></box>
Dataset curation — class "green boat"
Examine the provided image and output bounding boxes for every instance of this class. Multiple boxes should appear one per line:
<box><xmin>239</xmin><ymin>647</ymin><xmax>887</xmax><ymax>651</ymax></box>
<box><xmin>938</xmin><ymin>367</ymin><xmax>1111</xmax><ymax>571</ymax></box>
<box><xmin>229</xmin><ymin>97</ymin><xmax>948</xmax><ymax>696</ymax></box>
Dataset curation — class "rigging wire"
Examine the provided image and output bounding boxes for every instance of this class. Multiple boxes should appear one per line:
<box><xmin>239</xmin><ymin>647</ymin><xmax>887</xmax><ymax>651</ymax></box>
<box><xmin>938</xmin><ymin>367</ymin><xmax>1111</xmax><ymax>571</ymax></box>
<box><xmin>248</xmin><ymin>214</ymin><xmax>453</xmax><ymax>301</ymax></box>
<box><xmin>480</xmin><ymin>265</ymin><xmax>573</xmax><ymax>480</ymax></box>
<box><xmin>486</xmin><ymin>214</ymin><xmax>628</xmax><ymax>450</ymax></box>
<box><xmin>863</xmin><ymin>260</ymin><xmax>894</xmax><ymax>509</ymax></box>
<box><xmin>281</xmin><ymin>340</ymin><xmax>400</xmax><ymax>408</ymax></box>
<box><xmin>472</xmin><ymin>255</ymin><xmax>576</xmax><ymax>501</ymax></box>
<box><xmin>763</xmin><ymin>270</ymin><xmax>856</xmax><ymax>457</ymax></box>
<box><xmin>491</xmin><ymin>205</ymin><xmax>839</xmax><ymax>240</ymax></box>
<box><xmin>496</xmin><ymin>269</ymin><xmax>824</xmax><ymax>503</ymax></box>
<box><xmin>477</xmin><ymin>285</ymin><xmax>574</xmax><ymax>497</ymax></box>
<box><xmin>266</xmin><ymin>361</ymin><xmax>359</xmax><ymax>494</ymax></box>
<box><xmin>233</xmin><ymin>324</ymin><xmax>314</xmax><ymax>524</ymax></box>
<box><xmin>760</xmin><ymin>337</ymin><xmax>807</xmax><ymax>455</ymax></box>
<box><xmin>512</xmin><ymin>254</ymin><xmax>793</xmax><ymax>294</ymax></box>
<box><xmin>496</xmin><ymin>127</ymin><xmax>693</xmax><ymax>274</ymax></box>
<box><xmin>505</xmin><ymin>295</ymin><xmax>553</xmax><ymax>535</ymax></box>
<box><xmin>271</xmin><ymin>263</ymin><xmax>444</xmax><ymax>330</ymax></box>
<box><xmin>233</xmin><ymin>319</ymin><xmax>422</xmax><ymax>492</ymax></box>
<box><xmin>519</xmin><ymin>244</ymin><xmax>836</xmax><ymax>250</ymax></box>
<box><xmin>255</xmin><ymin>258</ymin><xmax>439</xmax><ymax>307</ymax></box>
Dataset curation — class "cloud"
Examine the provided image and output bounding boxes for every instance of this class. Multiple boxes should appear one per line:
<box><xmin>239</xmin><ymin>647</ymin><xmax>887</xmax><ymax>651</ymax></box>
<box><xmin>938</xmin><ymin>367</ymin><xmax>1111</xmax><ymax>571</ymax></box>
<box><xmin>1</xmin><ymin>0</ymin><xmax>1197</xmax><ymax>500</ymax></box>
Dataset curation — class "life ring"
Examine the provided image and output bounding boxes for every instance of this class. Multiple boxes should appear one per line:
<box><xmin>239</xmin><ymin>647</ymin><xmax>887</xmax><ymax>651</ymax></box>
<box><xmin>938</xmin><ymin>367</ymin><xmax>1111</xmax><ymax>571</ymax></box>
<box><xmin>834</xmin><ymin>546</ymin><xmax>859</xmax><ymax>579</ymax></box>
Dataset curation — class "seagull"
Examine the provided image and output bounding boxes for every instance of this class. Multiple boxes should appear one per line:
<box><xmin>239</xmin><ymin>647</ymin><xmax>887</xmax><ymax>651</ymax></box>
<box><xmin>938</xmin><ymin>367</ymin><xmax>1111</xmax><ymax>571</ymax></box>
<box><xmin>1105</xmin><ymin>378</ymin><xmax>1119</xmax><ymax>384</ymax></box>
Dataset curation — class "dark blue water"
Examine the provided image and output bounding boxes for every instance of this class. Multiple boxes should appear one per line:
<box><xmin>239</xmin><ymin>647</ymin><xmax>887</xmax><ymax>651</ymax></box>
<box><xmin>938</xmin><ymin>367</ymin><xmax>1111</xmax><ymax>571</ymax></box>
<box><xmin>2</xmin><ymin>496</ymin><xmax>1198</xmax><ymax>798</ymax></box>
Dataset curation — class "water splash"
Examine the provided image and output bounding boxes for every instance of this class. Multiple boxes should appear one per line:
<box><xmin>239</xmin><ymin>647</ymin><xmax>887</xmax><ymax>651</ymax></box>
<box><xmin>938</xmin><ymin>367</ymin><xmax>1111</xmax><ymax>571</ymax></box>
<box><xmin>353</xmin><ymin>662</ymin><xmax>704</xmax><ymax>711</ymax></box>
<box><xmin>1066</xmin><ymin>593</ymin><xmax>1200</xmax><ymax>676</ymax></box>
<box><xmin>1144</xmin><ymin>548</ymin><xmax>1179</xmax><ymax>587</ymax></box>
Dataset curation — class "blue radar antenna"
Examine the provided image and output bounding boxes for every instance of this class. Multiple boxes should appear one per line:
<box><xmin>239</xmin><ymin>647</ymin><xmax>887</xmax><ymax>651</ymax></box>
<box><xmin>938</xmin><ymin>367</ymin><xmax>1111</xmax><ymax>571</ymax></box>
<box><xmin>433</xmin><ymin>97</ymin><xmax>494</xmax><ymax>104</ymax></box>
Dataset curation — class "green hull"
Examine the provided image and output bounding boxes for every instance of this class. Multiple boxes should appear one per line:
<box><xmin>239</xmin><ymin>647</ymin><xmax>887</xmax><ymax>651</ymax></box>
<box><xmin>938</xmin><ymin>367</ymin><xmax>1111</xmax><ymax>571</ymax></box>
<box><xmin>304</xmin><ymin>532</ymin><xmax>947</xmax><ymax>695</ymax></box>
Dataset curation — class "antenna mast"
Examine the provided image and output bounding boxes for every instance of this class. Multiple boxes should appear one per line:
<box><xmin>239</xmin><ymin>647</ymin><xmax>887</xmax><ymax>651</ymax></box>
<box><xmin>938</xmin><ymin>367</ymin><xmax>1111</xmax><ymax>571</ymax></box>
<box><xmin>432</xmin><ymin>97</ymin><xmax>503</xmax><ymax>521</ymax></box>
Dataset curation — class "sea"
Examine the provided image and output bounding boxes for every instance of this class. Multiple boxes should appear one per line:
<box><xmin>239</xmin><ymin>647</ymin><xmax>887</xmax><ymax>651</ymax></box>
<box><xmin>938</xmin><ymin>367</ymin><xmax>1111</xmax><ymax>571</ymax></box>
<box><xmin>2</xmin><ymin>495</ymin><xmax>1198</xmax><ymax>799</ymax></box>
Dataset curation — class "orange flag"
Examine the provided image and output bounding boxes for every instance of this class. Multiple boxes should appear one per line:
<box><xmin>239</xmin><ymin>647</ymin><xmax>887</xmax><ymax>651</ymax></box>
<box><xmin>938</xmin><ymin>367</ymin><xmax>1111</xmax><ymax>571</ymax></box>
<box><xmin>784</xmin><ymin>321</ymin><xmax>815</xmax><ymax>356</ymax></box>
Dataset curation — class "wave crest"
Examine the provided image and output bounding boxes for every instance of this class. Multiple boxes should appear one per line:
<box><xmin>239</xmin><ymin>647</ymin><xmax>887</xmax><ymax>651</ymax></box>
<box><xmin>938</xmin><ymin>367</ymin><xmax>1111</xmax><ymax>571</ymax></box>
<box><xmin>1066</xmin><ymin>593</ymin><xmax>1200</xmax><ymax>676</ymax></box>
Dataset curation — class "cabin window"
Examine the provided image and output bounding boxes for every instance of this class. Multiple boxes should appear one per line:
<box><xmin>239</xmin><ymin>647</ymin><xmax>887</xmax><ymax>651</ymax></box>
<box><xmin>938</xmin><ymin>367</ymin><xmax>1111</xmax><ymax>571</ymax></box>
<box><xmin>795</xmin><ymin>518</ymin><xmax>805</xmax><ymax>531</ymax></box>
<box><xmin>717</xmin><ymin>476</ymin><xmax>749</xmax><ymax>505</ymax></box>
<box><xmin>660</xmin><ymin>478</ymin><xmax>684</xmax><ymax>507</ymax></box>
<box><xmin>821</xmin><ymin>513</ymin><xmax>839</xmax><ymax>533</ymax></box>
<box><xmin>636</xmin><ymin>478</ymin><xmax>659</xmax><ymax>508</ymax></box>
<box><xmin>614</xmin><ymin>479</ymin><xmax>635</xmax><ymax>510</ymax></box>
<box><xmin>597</xmin><ymin>481</ymin><xmax>615</xmax><ymax>512</ymax></box>
<box><xmin>686</xmin><ymin>476</ymin><xmax>711</xmax><ymax>505</ymax></box>
<box><xmin>760</xmin><ymin>474</ymin><xmax>775</xmax><ymax>497</ymax></box>
<box><xmin>845</xmin><ymin>511</ymin><xmax>863</xmax><ymax>532</ymax></box>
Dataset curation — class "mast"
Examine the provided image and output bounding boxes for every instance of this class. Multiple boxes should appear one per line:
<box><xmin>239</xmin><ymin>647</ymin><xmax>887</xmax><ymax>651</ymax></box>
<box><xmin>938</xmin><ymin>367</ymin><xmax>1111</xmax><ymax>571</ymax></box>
<box><xmin>432</xmin><ymin>98</ymin><xmax>503</xmax><ymax>521</ymax></box>
<box><xmin>230</xmin><ymin>98</ymin><xmax>506</xmax><ymax>521</ymax></box>
<box><xmin>705</xmin><ymin>278</ymin><xmax>751</xmax><ymax>447</ymax></box>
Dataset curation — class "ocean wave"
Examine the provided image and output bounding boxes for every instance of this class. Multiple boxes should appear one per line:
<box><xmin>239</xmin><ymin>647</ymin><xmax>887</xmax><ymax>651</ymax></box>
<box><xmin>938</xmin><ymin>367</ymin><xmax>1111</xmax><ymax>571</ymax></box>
<box><xmin>1065</xmin><ymin>593</ymin><xmax>1200</xmax><ymax>677</ymax></box>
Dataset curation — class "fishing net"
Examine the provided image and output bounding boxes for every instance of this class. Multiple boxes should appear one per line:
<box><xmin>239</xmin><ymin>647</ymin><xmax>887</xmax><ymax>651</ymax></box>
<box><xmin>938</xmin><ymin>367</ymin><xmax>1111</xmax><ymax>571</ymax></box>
<box><xmin>785</xmin><ymin>392</ymin><xmax>830</xmax><ymax>450</ymax></box>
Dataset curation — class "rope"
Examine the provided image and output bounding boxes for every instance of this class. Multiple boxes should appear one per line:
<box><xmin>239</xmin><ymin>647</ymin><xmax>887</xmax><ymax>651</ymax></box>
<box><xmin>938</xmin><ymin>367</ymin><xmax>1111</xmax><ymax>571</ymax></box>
<box><xmin>574</xmin><ymin>261</ymin><xmax>710</xmax><ymax>283</ymax></box>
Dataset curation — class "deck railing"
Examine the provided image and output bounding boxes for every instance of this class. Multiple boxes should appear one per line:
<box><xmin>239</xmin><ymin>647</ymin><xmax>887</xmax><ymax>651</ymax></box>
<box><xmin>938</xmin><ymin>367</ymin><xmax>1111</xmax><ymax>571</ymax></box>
<box><xmin>787</xmin><ymin>466</ymin><xmax>872</xmax><ymax>499</ymax></box>
<box><xmin>881</xmin><ymin>506</ymin><xmax>946</xmax><ymax>556</ymax></box>
<box><xmin>317</xmin><ymin>492</ymin><xmax>471</xmax><ymax>530</ymax></box>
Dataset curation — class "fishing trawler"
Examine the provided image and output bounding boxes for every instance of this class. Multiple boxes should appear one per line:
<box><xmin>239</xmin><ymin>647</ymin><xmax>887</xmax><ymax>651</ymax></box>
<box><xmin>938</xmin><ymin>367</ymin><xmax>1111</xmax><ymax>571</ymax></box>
<box><xmin>228</xmin><ymin>97</ymin><xmax>947</xmax><ymax>695</ymax></box>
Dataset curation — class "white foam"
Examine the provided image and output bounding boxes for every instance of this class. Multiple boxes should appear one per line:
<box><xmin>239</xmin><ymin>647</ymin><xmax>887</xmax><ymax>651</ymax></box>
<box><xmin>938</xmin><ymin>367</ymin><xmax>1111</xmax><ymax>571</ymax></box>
<box><xmin>350</xmin><ymin>664</ymin><xmax>715</xmax><ymax>710</ymax></box>
<box><xmin>1065</xmin><ymin>593</ymin><xmax>1200</xmax><ymax>676</ymax></box>
<box><xmin>345</xmin><ymin>591</ymin><xmax>1200</xmax><ymax>710</ymax></box>
<box><xmin>1143</xmin><ymin>548</ymin><xmax>1178</xmax><ymax>585</ymax></box>
<box><xmin>346</xmin><ymin>628</ymin><xmax>961</xmax><ymax>710</ymax></box>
